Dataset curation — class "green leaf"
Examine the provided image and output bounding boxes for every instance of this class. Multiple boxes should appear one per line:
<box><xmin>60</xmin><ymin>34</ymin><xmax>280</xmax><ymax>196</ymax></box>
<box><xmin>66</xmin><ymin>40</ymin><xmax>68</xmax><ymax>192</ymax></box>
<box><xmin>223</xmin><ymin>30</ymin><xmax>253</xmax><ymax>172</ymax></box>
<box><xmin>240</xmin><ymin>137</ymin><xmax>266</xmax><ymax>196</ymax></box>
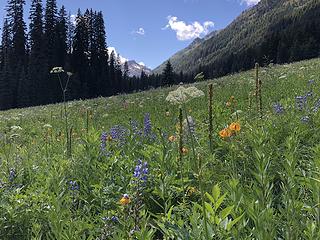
<box><xmin>167</xmin><ymin>205</ymin><xmax>174</xmax><ymax>220</ymax></box>
<box><xmin>212</xmin><ymin>184</ymin><xmax>221</xmax><ymax>201</ymax></box>
<box><xmin>220</xmin><ymin>206</ymin><xmax>234</xmax><ymax>220</ymax></box>
<box><xmin>215</xmin><ymin>193</ymin><xmax>226</xmax><ymax>210</ymax></box>
<box><xmin>227</xmin><ymin>213</ymin><xmax>244</xmax><ymax>231</ymax></box>
<box><xmin>205</xmin><ymin>202</ymin><xmax>215</xmax><ymax>215</ymax></box>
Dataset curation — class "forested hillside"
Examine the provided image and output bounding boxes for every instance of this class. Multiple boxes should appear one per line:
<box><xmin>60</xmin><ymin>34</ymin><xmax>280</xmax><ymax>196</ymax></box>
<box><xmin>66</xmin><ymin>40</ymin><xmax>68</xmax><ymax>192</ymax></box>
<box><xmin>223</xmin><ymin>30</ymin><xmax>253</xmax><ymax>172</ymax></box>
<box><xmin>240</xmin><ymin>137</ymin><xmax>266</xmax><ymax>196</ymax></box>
<box><xmin>154</xmin><ymin>0</ymin><xmax>320</xmax><ymax>78</ymax></box>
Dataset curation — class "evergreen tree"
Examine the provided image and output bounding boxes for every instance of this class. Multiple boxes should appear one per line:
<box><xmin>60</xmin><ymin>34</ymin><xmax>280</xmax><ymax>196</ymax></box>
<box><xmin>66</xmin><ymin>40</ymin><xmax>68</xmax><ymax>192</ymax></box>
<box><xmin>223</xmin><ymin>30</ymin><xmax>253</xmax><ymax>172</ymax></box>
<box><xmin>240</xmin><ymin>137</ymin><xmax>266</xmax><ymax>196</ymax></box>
<box><xmin>66</xmin><ymin>12</ymin><xmax>75</xmax><ymax>54</ymax></box>
<box><xmin>28</xmin><ymin>0</ymin><xmax>45</xmax><ymax>104</ymax></box>
<box><xmin>123</xmin><ymin>61</ymin><xmax>129</xmax><ymax>92</ymax></box>
<box><xmin>0</xmin><ymin>19</ymin><xmax>13</xmax><ymax>109</ymax></box>
<box><xmin>109</xmin><ymin>50</ymin><xmax>116</xmax><ymax>94</ymax></box>
<box><xmin>162</xmin><ymin>60</ymin><xmax>174</xmax><ymax>86</ymax></box>
<box><xmin>94</xmin><ymin>11</ymin><xmax>109</xmax><ymax>96</ymax></box>
<box><xmin>115</xmin><ymin>54</ymin><xmax>123</xmax><ymax>93</ymax></box>
<box><xmin>6</xmin><ymin>0</ymin><xmax>27</xmax><ymax>107</ymax></box>
<box><xmin>44</xmin><ymin>0</ymin><xmax>58</xmax><ymax>103</ymax></box>
<box><xmin>17</xmin><ymin>66</ymin><xmax>30</xmax><ymax>107</ymax></box>
<box><xmin>71</xmin><ymin>9</ymin><xmax>89</xmax><ymax>98</ymax></box>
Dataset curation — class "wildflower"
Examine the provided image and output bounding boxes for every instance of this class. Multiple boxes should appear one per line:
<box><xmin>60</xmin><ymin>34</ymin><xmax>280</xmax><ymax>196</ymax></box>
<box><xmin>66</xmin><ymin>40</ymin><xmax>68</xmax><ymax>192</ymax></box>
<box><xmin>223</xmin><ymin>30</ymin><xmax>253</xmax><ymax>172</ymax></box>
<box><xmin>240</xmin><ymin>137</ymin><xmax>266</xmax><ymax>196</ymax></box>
<box><xmin>273</xmin><ymin>103</ymin><xmax>284</xmax><ymax>114</ymax></box>
<box><xmin>166</xmin><ymin>86</ymin><xmax>204</xmax><ymax>105</ymax></box>
<box><xmin>187</xmin><ymin>186</ymin><xmax>197</xmax><ymax>196</ymax></box>
<box><xmin>102</xmin><ymin>216</ymin><xmax>119</xmax><ymax>223</ymax></box>
<box><xmin>165</xmin><ymin>111</ymin><xmax>170</xmax><ymax>117</ymax></box>
<box><xmin>168</xmin><ymin>135</ymin><xmax>176</xmax><ymax>142</ymax></box>
<box><xmin>119</xmin><ymin>194</ymin><xmax>131</xmax><ymax>205</ymax></box>
<box><xmin>313</xmin><ymin>98</ymin><xmax>320</xmax><ymax>112</ymax></box>
<box><xmin>144</xmin><ymin>113</ymin><xmax>152</xmax><ymax>136</ymax></box>
<box><xmin>226</xmin><ymin>101</ymin><xmax>231</xmax><ymax>107</ymax></box>
<box><xmin>67</xmin><ymin>72</ymin><xmax>73</xmax><ymax>77</ymax></box>
<box><xmin>219</xmin><ymin>128</ymin><xmax>232</xmax><ymax>138</ymax></box>
<box><xmin>68</xmin><ymin>180</ymin><xmax>79</xmax><ymax>191</ymax></box>
<box><xmin>107</xmin><ymin>135</ymin><xmax>112</xmax><ymax>142</ymax></box>
<box><xmin>133</xmin><ymin>159</ymin><xmax>148</xmax><ymax>185</ymax></box>
<box><xmin>229</xmin><ymin>122</ymin><xmax>241</xmax><ymax>132</ymax></box>
<box><xmin>182</xmin><ymin>116</ymin><xmax>196</xmax><ymax>137</ymax></box>
<box><xmin>308</xmin><ymin>79</ymin><xmax>315</xmax><ymax>85</ymax></box>
<box><xmin>109</xmin><ymin>125</ymin><xmax>129</xmax><ymax>143</ymax></box>
<box><xmin>8</xmin><ymin>168</ymin><xmax>16</xmax><ymax>182</ymax></box>
<box><xmin>295</xmin><ymin>95</ymin><xmax>307</xmax><ymax>110</ymax></box>
<box><xmin>43</xmin><ymin>124</ymin><xmax>53</xmax><ymax>128</ymax></box>
<box><xmin>301</xmin><ymin>116</ymin><xmax>310</xmax><ymax>124</ymax></box>
<box><xmin>100</xmin><ymin>132</ymin><xmax>107</xmax><ymax>151</ymax></box>
<box><xmin>50</xmin><ymin>67</ymin><xmax>64</xmax><ymax>74</ymax></box>
<box><xmin>10</xmin><ymin>125</ymin><xmax>22</xmax><ymax>131</ymax></box>
<box><xmin>181</xmin><ymin>147</ymin><xmax>188</xmax><ymax>155</ymax></box>
<box><xmin>130</xmin><ymin>119</ymin><xmax>142</xmax><ymax>136</ymax></box>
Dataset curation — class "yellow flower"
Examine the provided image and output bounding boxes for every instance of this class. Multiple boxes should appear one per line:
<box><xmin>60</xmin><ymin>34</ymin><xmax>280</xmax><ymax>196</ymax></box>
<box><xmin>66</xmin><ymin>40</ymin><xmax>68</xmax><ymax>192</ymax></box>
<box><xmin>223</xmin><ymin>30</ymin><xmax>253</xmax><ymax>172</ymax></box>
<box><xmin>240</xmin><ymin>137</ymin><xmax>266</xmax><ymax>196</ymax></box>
<box><xmin>229</xmin><ymin>122</ymin><xmax>241</xmax><ymax>132</ymax></box>
<box><xmin>107</xmin><ymin>135</ymin><xmax>113</xmax><ymax>142</ymax></box>
<box><xmin>181</xmin><ymin>147</ymin><xmax>189</xmax><ymax>155</ymax></box>
<box><xmin>219</xmin><ymin>128</ymin><xmax>232</xmax><ymax>138</ymax></box>
<box><xmin>168</xmin><ymin>135</ymin><xmax>176</xmax><ymax>142</ymax></box>
<box><xmin>119</xmin><ymin>194</ymin><xmax>131</xmax><ymax>205</ymax></box>
<box><xmin>187</xmin><ymin>186</ymin><xmax>197</xmax><ymax>196</ymax></box>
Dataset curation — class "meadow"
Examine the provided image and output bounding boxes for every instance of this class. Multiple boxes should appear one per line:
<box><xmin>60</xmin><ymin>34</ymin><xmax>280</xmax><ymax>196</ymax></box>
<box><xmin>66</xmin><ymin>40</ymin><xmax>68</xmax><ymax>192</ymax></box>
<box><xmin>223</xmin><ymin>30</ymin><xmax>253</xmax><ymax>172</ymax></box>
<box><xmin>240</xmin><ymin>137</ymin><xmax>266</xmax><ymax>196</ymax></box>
<box><xmin>1</xmin><ymin>58</ymin><xmax>320</xmax><ymax>239</ymax></box>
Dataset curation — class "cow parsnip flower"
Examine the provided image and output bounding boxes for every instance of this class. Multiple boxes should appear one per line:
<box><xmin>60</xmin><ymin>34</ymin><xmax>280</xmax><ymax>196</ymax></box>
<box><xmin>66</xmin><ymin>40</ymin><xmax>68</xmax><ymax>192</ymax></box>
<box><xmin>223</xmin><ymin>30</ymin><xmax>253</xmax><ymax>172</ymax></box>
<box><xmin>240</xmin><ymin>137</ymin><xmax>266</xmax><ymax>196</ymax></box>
<box><xmin>166</xmin><ymin>86</ymin><xmax>204</xmax><ymax>105</ymax></box>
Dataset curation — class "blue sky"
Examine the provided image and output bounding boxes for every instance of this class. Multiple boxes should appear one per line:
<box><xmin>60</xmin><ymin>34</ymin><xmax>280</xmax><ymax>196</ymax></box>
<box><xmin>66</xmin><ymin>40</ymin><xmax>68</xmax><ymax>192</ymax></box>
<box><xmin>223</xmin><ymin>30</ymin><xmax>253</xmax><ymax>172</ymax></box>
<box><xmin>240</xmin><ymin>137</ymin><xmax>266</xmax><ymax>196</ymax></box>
<box><xmin>0</xmin><ymin>0</ymin><xmax>260</xmax><ymax>69</ymax></box>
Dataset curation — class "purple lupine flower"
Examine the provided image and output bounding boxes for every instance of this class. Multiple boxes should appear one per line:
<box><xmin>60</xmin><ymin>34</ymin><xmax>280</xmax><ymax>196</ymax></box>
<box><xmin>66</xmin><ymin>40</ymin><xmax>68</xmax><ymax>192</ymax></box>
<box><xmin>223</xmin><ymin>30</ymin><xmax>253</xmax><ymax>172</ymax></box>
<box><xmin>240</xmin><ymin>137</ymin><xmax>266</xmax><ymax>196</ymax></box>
<box><xmin>101</xmin><ymin>132</ymin><xmax>107</xmax><ymax>151</ymax></box>
<box><xmin>130</xmin><ymin>119</ymin><xmax>142</xmax><ymax>136</ymax></box>
<box><xmin>68</xmin><ymin>180</ymin><xmax>79</xmax><ymax>191</ymax></box>
<box><xmin>295</xmin><ymin>95</ymin><xmax>307</xmax><ymax>110</ymax></box>
<box><xmin>313</xmin><ymin>98</ymin><xmax>320</xmax><ymax>113</ymax></box>
<box><xmin>308</xmin><ymin>79</ymin><xmax>315</xmax><ymax>85</ymax></box>
<box><xmin>102</xmin><ymin>216</ymin><xmax>119</xmax><ymax>223</ymax></box>
<box><xmin>8</xmin><ymin>168</ymin><xmax>16</xmax><ymax>183</ymax></box>
<box><xmin>143</xmin><ymin>113</ymin><xmax>152</xmax><ymax>136</ymax></box>
<box><xmin>306</xmin><ymin>91</ymin><xmax>313</xmax><ymax>98</ymax></box>
<box><xmin>133</xmin><ymin>159</ymin><xmax>148</xmax><ymax>187</ymax></box>
<box><xmin>301</xmin><ymin>116</ymin><xmax>310</xmax><ymax>124</ymax></box>
<box><xmin>273</xmin><ymin>103</ymin><xmax>284</xmax><ymax>114</ymax></box>
<box><xmin>109</xmin><ymin>125</ymin><xmax>129</xmax><ymax>143</ymax></box>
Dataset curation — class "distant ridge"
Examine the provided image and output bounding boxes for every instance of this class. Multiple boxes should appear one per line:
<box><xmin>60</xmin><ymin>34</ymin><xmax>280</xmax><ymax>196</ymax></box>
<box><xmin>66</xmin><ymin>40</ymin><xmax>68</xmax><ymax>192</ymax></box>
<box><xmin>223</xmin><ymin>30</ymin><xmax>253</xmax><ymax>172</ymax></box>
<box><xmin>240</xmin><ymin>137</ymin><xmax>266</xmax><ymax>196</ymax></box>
<box><xmin>153</xmin><ymin>0</ymin><xmax>320</xmax><ymax>78</ymax></box>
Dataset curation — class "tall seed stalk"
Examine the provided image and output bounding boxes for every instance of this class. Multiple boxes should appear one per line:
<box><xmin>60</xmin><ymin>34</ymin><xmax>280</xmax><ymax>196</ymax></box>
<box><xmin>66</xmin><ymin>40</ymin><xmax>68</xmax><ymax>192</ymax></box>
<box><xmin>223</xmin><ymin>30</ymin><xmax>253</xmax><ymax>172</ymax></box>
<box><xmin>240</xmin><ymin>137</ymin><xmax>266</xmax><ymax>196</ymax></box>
<box><xmin>51</xmin><ymin>68</ymin><xmax>72</xmax><ymax>157</ymax></box>
<box><xmin>255</xmin><ymin>63</ymin><xmax>259</xmax><ymax>113</ymax></box>
<box><xmin>208</xmin><ymin>84</ymin><xmax>213</xmax><ymax>153</ymax></box>
<box><xmin>178</xmin><ymin>107</ymin><xmax>183</xmax><ymax>178</ymax></box>
<box><xmin>255</xmin><ymin>63</ymin><xmax>263</xmax><ymax>118</ymax></box>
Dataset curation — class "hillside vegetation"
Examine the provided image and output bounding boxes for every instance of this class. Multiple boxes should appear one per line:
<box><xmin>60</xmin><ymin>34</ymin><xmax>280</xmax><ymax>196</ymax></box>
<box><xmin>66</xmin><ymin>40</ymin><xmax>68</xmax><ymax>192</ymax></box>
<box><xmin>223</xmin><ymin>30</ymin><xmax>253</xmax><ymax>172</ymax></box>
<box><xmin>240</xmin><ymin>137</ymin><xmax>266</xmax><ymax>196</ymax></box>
<box><xmin>1</xmin><ymin>58</ymin><xmax>320</xmax><ymax>239</ymax></box>
<box><xmin>154</xmin><ymin>0</ymin><xmax>320</xmax><ymax>79</ymax></box>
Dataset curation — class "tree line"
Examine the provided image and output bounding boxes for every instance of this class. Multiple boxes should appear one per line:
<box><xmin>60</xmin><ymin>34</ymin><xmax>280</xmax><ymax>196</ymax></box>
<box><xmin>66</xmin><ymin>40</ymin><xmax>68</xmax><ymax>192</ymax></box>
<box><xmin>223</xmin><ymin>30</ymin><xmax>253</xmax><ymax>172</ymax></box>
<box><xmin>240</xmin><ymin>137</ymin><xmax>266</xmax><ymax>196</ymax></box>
<box><xmin>0</xmin><ymin>0</ymin><xmax>190</xmax><ymax>110</ymax></box>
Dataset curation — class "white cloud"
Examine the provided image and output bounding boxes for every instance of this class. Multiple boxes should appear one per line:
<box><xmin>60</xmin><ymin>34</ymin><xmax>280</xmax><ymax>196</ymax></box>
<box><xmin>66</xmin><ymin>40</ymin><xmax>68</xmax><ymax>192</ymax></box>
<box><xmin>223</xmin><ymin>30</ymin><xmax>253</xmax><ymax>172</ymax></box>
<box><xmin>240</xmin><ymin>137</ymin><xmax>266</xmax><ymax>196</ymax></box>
<box><xmin>242</xmin><ymin>0</ymin><xmax>260</xmax><ymax>6</ymax></box>
<box><xmin>163</xmin><ymin>16</ymin><xmax>214</xmax><ymax>41</ymax></box>
<box><xmin>107</xmin><ymin>47</ymin><xmax>128</xmax><ymax>64</ymax></box>
<box><xmin>136</xmin><ymin>27</ymin><xmax>145</xmax><ymax>35</ymax></box>
<box><xmin>132</xmin><ymin>27</ymin><xmax>145</xmax><ymax>36</ymax></box>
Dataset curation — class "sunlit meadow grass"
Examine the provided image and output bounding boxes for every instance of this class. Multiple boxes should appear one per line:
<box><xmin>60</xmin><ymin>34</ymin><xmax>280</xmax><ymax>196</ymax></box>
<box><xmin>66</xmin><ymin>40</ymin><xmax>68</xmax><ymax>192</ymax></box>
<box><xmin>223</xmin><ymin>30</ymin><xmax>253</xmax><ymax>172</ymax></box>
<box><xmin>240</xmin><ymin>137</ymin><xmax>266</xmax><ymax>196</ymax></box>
<box><xmin>1</xmin><ymin>59</ymin><xmax>320</xmax><ymax>239</ymax></box>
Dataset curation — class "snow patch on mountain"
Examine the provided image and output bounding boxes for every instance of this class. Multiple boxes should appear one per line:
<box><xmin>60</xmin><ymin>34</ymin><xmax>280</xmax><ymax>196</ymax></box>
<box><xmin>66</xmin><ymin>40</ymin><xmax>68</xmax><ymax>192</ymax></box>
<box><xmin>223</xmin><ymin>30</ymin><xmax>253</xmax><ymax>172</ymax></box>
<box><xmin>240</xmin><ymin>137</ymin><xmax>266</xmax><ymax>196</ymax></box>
<box><xmin>107</xmin><ymin>47</ymin><xmax>151</xmax><ymax>77</ymax></box>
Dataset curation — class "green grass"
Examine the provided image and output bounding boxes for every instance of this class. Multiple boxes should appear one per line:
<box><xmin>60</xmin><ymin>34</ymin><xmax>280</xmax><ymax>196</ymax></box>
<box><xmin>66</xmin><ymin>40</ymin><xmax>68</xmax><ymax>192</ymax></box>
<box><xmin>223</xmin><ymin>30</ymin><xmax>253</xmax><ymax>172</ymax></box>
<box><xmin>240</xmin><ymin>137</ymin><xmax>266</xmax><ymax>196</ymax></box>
<box><xmin>1</xmin><ymin>58</ymin><xmax>320</xmax><ymax>239</ymax></box>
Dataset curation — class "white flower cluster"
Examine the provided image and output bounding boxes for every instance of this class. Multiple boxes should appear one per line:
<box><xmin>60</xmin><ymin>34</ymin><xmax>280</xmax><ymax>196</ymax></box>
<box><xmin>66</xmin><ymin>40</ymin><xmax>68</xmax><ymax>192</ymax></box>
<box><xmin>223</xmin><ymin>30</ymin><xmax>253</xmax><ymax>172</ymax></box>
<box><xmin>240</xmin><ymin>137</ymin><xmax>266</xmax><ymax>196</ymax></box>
<box><xmin>166</xmin><ymin>86</ymin><xmax>205</xmax><ymax>105</ymax></box>
<box><xmin>50</xmin><ymin>67</ymin><xmax>64</xmax><ymax>74</ymax></box>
